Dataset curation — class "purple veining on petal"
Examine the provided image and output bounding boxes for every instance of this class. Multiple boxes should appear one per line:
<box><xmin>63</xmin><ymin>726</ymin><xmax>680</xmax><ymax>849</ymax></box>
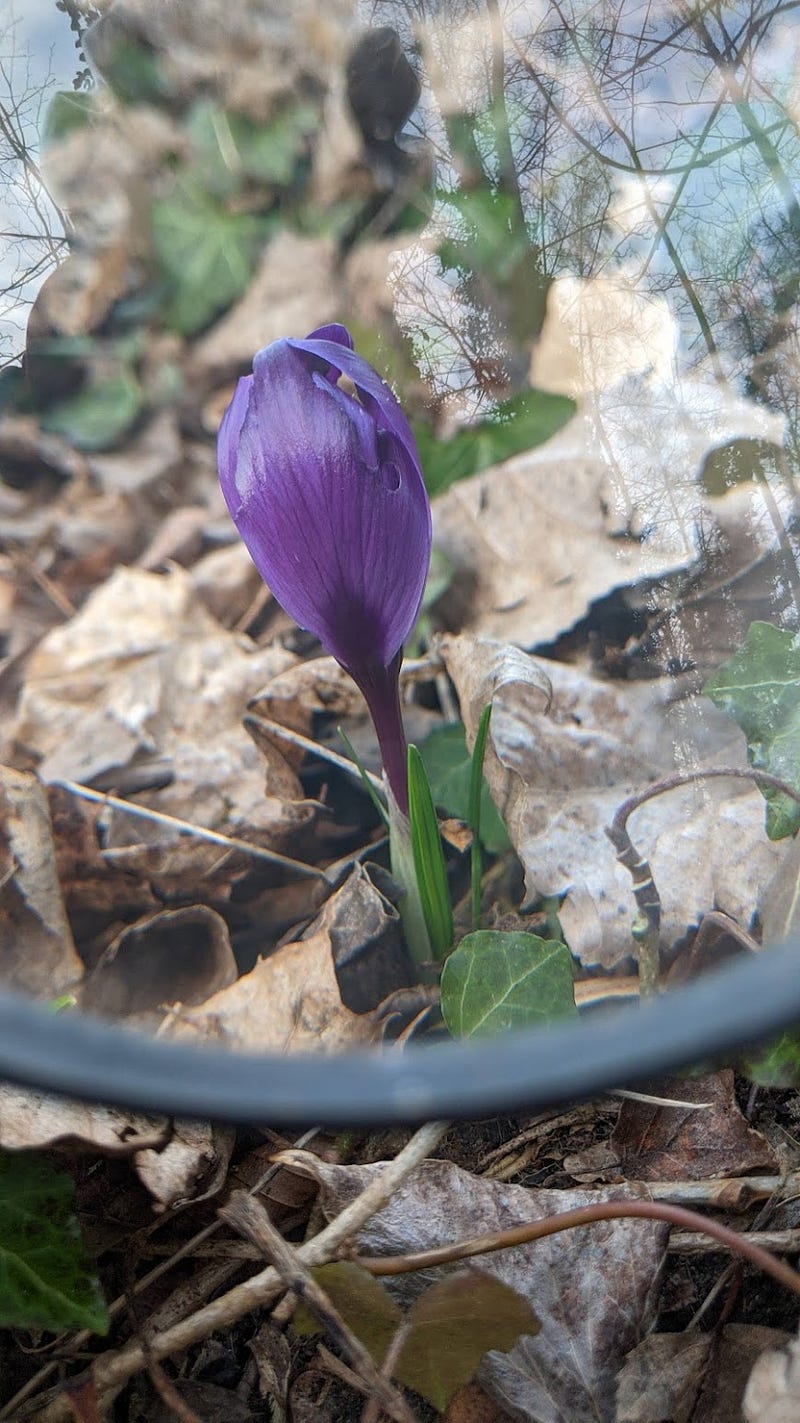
<box><xmin>217</xmin><ymin>327</ymin><xmax>431</xmax><ymax>811</ymax></box>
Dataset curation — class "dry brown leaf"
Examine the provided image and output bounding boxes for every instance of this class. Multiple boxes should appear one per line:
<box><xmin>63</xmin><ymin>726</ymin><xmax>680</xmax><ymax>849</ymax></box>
<box><xmin>439</xmin><ymin>633</ymin><xmax>781</xmax><ymax>967</ymax></box>
<box><xmin>134</xmin><ymin>1121</ymin><xmax>235</xmax><ymax>1211</ymax></box>
<box><xmin>0</xmin><ymin>1084</ymin><xmax>168</xmax><ymax>1153</ymax></box>
<box><xmin>694</xmin><ymin>1324</ymin><xmax>793</xmax><ymax>1423</ymax></box>
<box><xmin>304</xmin><ymin>1156</ymin><xmax>668</xmax><ymax>1423</ymax></box>
<box><xmin>432</xmin><ymin>431</ymin><xmax>687</xmax><ymax>650</ymax></box>
<box><xmin>612</xmin><ymin>1070</ymin><xmax>778</xmax><ymax>1181</ymax></box>
<box><xmin>529</xmin><ymin>276</ymin><xmax>675</xmax><ymax>398</ymax></box>
<box><xmin>86</xmin><ymin>411</ymin><xmax>183</xmax><ymax>496</ymax></box>
<box><xmin>0</xmin><ymin>765</ymin><xmax>83</xmax><ymax>995</ymax></box>
<box><xmin>615</xmin><ymin>1331</ymin><xmax>711</xmax><ymax>1423</ymax></box>
<box><xmin>81</xmin><ymin>905</ymin><xmax>238</xmax><ymax>1021</ymax></box>
<box><xmin>743</xmin><ymin>1326</ymin><xmax>800</xmax><ymax>1423</ymax></box>
<box><xmin>167</xmin><ymin>927</ymin><xmax>374</xmax><ymax>1055</ymax></box>
<box><xmin>314</xmin><ymin>863</ymin><xmax>414</xmax><ymax>1013</ymax></box>
<box><xmin>13</xmin><ymin>566</ymin><xmax>309</xmax><ymax>883</ymax></box>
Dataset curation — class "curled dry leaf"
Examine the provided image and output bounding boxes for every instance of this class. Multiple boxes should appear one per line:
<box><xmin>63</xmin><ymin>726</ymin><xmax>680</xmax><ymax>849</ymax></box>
<box><xmin>13</xmin><ymin>566</ymin><xmax>309</xmax><ymax>884</ymax></box>
<box><xmin>81</xmin><ymin>905</ymin><xmax>238</xmax><ymax>1023</ymax></box>
<box><xmin>0</xmin><ymin>765</ymin><xmax>83</xmax><ymax>996</ymax></box>
<box><xmin>314</xmin><ymin>863</ymin><xmax>415</xmax><ymax>1013</ymax></box>
<box><xmin>167</xmin><ymin>927</ymin><xmax>374</xmax><ymax>1055</ymax></box>
<box><xmin>134</xmin><ymin>1121</ymin><xmax>235</xmax><ymax>1212</ymax></box>
<box><xmin>439</xmin><ymin>633</ymin><xmax>782</xmax><ymax>966</ymax></box>
<box><xmin>302</xmin><ymin>1156</ymin><xmax>668</xmax><ymax>1423</ymax></box>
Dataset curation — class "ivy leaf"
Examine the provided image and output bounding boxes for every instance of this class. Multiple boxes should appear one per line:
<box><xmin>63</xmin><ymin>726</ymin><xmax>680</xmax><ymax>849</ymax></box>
<box><xmin>0</xmin><ymin>1151</ymin><xmax>108</xmax><ymax>1334</ymax></box>
<box><xmin>704</xmin><ymin>621</ymin><xmax>800</xmax><ymax>839</ymax></box>
<box><xmin>42</xmin><ymin>372</ymin><xmax>144</xmax><ymax>451</ymax></box>
<box><xmin>184</xmin><ymin>101</ymin><xmax>318</xmax><ymax>199</ymax></box>
<box><xmin>292</xmin><ymin>1261</ymin><xmax>401</xmax><ymax>1362</ymax></box>
<box><xmin>151</xmin><ymin>177</ymin><xmax>272</xmax><ymax>335</ymax></box>
<box><xmin>419</xmin><ymin>723</ymin><xmax>509</xmax><ymax>854</ymax></box>
<box><xmin>414</xmin><ymin>388</ymin><xmax>575</xmax><ymax>498</ymax></box>
<box><xmin>744</xmin><ymin>1032</ymin><xmax>800</xmax><ymax>1089</ymax></box>
<box><xmin>41</xmin><ymin>91</ymin><xmax>95</xmax><ymax>147</ymax></box>
<box><xmin>394</xmin><ymin>1268</ymin><xmax>539</xmax><ymax>1411</ymax></box>
<box><xmin>440</xmin><ymin>931</ymin><xmax>577</xmax><ymax>1038</ymax></box>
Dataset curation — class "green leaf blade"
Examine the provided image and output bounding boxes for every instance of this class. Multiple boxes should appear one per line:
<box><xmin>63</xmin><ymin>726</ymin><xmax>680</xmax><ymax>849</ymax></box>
<box><xmin>419</xmin><ymin>723</ymin><xmax>509</xmax><ymax>855</ymax></box>
<box><xmin>407</xmin><ymin>744</ymin><xmax>454</xmax><ymax>962</ymax></box>
<box><xmin>0</xmin><ymin>1151</ymin><xmax>108</xmax><ymax>1334</ymax></box>
<box><xmin>441</xmin><ymin>931</ymin><xmax>577</xmax><ymax>1038</ymax></box>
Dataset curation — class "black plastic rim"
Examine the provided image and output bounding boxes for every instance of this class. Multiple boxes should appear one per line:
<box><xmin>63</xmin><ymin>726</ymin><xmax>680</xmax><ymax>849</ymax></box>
<box><xmin>1</xmin><ymin>941</ymin><xmax>799</xmax><ymax>1125</ymax></box>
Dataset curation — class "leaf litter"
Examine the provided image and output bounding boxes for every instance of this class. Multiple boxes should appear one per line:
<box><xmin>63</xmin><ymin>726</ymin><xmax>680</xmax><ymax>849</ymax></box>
<box><xmin>1</xmin><ymin>0</ymin><xmax>800</xmax><ymax>1418</ymax></box>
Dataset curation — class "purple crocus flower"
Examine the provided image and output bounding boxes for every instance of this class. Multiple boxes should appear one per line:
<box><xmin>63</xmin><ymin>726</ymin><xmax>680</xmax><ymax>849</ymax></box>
<box><xmin>218</xmin><ymin>324</ymin><xmax>431</xmax><ymax>813</ymax></box>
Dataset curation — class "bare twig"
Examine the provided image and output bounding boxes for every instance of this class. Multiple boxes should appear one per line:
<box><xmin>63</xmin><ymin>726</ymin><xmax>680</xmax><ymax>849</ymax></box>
<box><xmin>32</xmin><ymin>1122</ymin><xmax>448</xmax><ymax>1422</ymax></box>
<box><xmin>221</xmin><ymin>1193</ymin><xmax>420</xmax><ymax>1423</ymax></box>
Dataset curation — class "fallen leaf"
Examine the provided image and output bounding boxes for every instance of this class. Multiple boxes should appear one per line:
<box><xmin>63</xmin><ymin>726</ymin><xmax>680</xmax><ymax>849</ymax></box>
<box><xmin>316</xmin><ymin>864</ymin><xmax>416</xmax><ymax>1014</ymax></box>
<box><xmin>81</xmin><ymin>906</ymin><xmax>237</xmax><ymax>1022</ymax></box>
<box><xmin>743</xmin><ymin>1326</ymin><xmax>800</xmax><ymax>1423</ymax></box>
<box><xmin>615</xmin><ymin>1330</ymin><xmax>711</xmax><ymax>1423</ymax></box>
<box><xmin>439</xmin><ymin>634</ymin><xmax>782</xmax><ymax>966</ymax></box>
<box><xmin>529</xmin><ymin>275</ymin><xmax>676</xmax><ymax>398</ymax></box>
<box><xmin>694</xmin><ymin>1324</ymin><xmax>793</xmax><ymax>1423</ymax></box>
<box><xmin>0</xmin><ymin>1085</ymin><xmax>167</xmax><ymax>1154</ymax></box>
<box><xmin>303</xmin><ymin>1156</ymin><xmax>668</xmax><ymax>1423</ymax></box>
<box><xmin>134</xmin><ymin>1121</ymin><xmax>235</xmax><ymax>1211</ymax></box>
<box><xmin>168</xmin><ymin>928</ymin><xmax>374</xmax><ymax>1055</ymax></box>
<box><xmin>189</xmin><ymin>231</ymin><xmax>339</xmax><ymax>391</ymax></box>
<box><xmin>248</xmin><ymin>1321</ymin><xmax>292</xmax><ymax>1412</ymax></box>
<box><xmin>759</xmin><ymin>835</ymin><xmax>800</xmax><ymax>946</ymax></box>
<box><xmin>13</xmin><ymin>566</ymin><xmax>309</xmax><ymax>886</ymax></box>
<box><xmin>0</xmin><ymin>766</ymin><xmax>84</xmax><ymax>996</ymax></box>
<box><xmin>612</xmin><ymin>1070</ymin><xmax>778</xmax><ymax>1180</ymax></box>
<box><xmin>440</xmin><ymin>932</ymin><xmax>577</xmax><ymax>1037</ymax></box>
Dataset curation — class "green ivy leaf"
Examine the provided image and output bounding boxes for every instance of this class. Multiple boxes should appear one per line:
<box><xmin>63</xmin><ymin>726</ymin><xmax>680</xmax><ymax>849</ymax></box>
<box><xmin>151</xmin><ymin>178</ymin><xmax>272</xmax><ymax>335</ymax></box>
<box><xmin>292</xmin><ymin>1261</ymin><xmax>401</xmax><ymax>1361</ymax></box>
<box><xmin>419</xmin><ymin>723</ymin><xmax>509</xmax><ymax>854</ymax></box>
<box><xmin>184</xmin><ymin>101</ymin><xmax>318</xmax><ymax>199</ymax></box>
<box><xmin>704</xmin><ymin>621</ymin><xmax>800</xmax><ymax>839</ymax></box>
<box><xmin>42</xmin><ymin>372</ymin><xmax>144</xmax><ymax>451</ymax></box>
<box><xmin>41</xmin><ymin>91</ymin><xmax>95</xmax><ymax>147</ymax></box>
<box><xmin>394</xmin><ymin>1268</ymin><xmax>539</xmax><ymax>1410</ymax></box>
<box><xmin>441</xmin><ymin>931</ymin><xmax>577</xmax><ymax>1038</ymax></box>
<box><xmin>744</xmin><ymin>1032</ymin><xmax>800</xmax><ymax>1088</ymax></box>
<box><xmin>0</xmin><ymin>1151</ymin><xmax>108</xmax><ymax>1334</ymax></box>
<box><xmin>414</xmin><ymin>388</ymin><xmax>575</xmax><ymax>498</ymax></box>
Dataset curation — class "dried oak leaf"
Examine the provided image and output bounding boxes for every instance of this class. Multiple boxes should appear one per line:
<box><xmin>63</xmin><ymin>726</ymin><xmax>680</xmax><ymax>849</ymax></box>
<box><xmin>299</xmin><ymin>1156</ymin><xmax>668</xmax><ymax>1423</ymax></box>
<box><xmin>615</xmin><ymin>1330</ymin><xmax>711</xmax><ymax>1423</ymax></box>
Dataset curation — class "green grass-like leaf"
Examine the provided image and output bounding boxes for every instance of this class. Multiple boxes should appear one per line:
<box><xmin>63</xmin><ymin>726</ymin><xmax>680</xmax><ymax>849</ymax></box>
<box><xmin>704</xmin><ymin>621</ymin><xmax>800</xmax><ymax>839</ymax></box>
<box><xmin>440</xmin><ymin>931</ymin><xmax>577</xmax><ymax>1038</ymax></box>
<box><xmin>0</xmin><ymin>1151</ymin><xmax>108</xmax><ymax>1334</ymax></box>
<box><xmin>408</xmin><ymin>744</ymin><xmax>453</xmax><ymax>962</ymax></box>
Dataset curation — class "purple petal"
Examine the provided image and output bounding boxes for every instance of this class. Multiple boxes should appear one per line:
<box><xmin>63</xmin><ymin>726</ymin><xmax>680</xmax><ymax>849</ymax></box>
<box><xmin>288</xmin><ymin>333</ymin><xmax>420</xmax><ymax>474</ymax></box>
<box><xmin>219</xmin><ymin>339</ymin><xmax>431</xmax><ymax>678</ymax></box>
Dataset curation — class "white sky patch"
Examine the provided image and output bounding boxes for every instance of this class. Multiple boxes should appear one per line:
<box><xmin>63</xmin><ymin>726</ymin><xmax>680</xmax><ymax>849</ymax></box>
<box><xmin>607</xmin><ymin>173</ymin><xmax>677</xmax><ymax>240</ymax></box>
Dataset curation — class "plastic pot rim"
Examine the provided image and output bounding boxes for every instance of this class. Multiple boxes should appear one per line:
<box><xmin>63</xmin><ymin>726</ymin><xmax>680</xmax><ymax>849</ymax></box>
<box><xmin>0</xmin><ymin>941</ymin><xmax>799</xmax><ymax>1125</ymax></box>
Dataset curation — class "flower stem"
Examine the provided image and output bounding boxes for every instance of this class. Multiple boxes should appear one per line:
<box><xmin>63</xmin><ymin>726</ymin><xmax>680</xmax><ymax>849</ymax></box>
<box><xmin>357</xmin><ymin>652</ymin><xmax>409</xmax><ymax>815</ymax></box>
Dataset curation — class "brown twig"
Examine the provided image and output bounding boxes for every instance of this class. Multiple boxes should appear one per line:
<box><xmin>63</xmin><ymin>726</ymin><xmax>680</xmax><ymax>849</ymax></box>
<box><xmin>221</xmin><ymin>1193</ymin><xmax>419</xmax><ymax>1423</ymax></box>
<box><xmin>606</xmin><ymin>766</ymin><xmax>800</xmax><ymax>994</ymax></box>
<box><xmin>356</xmin><ymin>1198</ymin><xmax>800</xmax><ymax>1301</ymax></box>
<box><xmin>32</xmin><ymin>1121</ymin><xmax>448</xmax><ymax>1423</ymax></box>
